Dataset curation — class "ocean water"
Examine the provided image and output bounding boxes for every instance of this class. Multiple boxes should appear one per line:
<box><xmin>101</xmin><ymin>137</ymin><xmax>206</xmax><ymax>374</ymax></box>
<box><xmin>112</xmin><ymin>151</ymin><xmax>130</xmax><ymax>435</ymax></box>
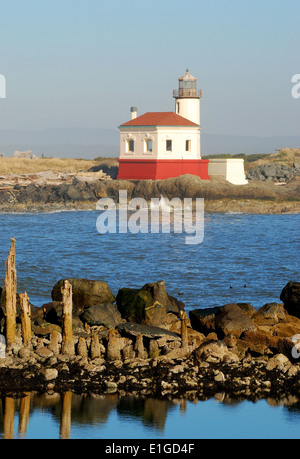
<box><xmin>0</xmin><ymin>211</ymin><xmax>299</xmax><ymax>310</ymax></box>
<box><xmin>0</xmin><ymin>210</ymin><xmax>299</xmax><ymax>439</ymax></box>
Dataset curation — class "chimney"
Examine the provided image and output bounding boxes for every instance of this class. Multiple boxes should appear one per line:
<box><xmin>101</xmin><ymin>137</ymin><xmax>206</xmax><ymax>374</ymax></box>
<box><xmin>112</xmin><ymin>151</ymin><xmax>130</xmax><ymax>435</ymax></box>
<box><xmin>130</xmin><ymin>107</ymin><xmax>137</xmax><ymax>120</ymax></box>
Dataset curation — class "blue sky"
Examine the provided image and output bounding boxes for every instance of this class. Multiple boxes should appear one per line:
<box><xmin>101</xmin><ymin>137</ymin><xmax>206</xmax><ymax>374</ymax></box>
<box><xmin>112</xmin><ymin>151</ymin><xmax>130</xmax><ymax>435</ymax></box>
<box><xmin>0</xmin><ymin>0</ymin><xmax>299</xmax><ymax>136</ymax></box>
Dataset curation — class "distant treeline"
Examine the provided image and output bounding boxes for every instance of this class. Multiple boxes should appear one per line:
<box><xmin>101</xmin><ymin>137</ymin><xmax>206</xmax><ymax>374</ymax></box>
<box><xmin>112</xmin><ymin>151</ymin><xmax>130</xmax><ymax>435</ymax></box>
<box><xmin>202</xmin><ymin>153</ymin><xmax>271</xmax><ymax>163</ymax></box>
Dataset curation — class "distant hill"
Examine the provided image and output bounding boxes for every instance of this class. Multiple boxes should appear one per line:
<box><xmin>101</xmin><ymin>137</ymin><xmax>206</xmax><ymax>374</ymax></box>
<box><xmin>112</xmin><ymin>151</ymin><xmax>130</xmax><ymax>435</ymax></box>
<box><xmin>0</xmin><ymin>128</ymin><xmax>299</xmax><ymax>159</ymax></box>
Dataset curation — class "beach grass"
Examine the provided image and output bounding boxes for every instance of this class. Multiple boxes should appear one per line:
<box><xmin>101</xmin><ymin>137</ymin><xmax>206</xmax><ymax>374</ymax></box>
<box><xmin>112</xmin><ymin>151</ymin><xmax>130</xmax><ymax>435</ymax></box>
<box><xmin>0</xmin><ymin>157</ymin><xmax>99</xmax><ymax>175</ymax></box>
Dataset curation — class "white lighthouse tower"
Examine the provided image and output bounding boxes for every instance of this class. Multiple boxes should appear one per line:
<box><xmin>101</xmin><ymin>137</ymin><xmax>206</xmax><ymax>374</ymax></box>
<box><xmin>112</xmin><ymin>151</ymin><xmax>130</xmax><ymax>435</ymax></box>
<box><xmin>173</xmin><ymin>69</ymin><xmax>202</xmax><ymax>126</ymax></box>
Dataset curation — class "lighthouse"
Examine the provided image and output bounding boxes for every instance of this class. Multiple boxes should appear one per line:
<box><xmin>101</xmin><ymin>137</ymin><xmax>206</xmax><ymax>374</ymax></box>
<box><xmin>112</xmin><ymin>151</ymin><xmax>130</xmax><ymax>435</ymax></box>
<box><xmin>117</xmin><ymin>69</ymin><xmax>210</xmax><ymax>181</ymax></box>
<box><xmin>174</xmin><ymin>69</ymin><xmax>202</xmax><ymax>125</ymax></box>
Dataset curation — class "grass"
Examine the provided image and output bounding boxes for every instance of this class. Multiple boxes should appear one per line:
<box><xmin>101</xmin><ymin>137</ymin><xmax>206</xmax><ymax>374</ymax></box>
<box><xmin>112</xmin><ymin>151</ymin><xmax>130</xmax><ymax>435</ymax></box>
<box><xmin>202</xmin><ymin>153</ymin><xmax>272</xmax><ymax>163</ymax></box>
<box><xmin>0</xmin><ymin>157</ymin><xmax>100</xmax><ymax>175</ymax></box>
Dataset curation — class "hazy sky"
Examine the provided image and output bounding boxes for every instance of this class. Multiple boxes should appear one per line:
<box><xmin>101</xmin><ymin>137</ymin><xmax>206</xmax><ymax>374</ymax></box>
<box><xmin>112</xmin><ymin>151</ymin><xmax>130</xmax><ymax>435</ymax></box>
<box><xmin>0</xmin><ymin>0</ymin><xmax>299</xmax><ymax>136</ymax></box>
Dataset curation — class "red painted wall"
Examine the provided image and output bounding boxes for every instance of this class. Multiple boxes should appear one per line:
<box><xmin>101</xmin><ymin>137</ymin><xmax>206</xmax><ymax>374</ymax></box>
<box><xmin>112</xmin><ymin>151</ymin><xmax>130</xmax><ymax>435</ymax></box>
<box><xmin>117</xmin><ymin>159</ymin><xmax>210</xmax><ymax>180</ymax></box>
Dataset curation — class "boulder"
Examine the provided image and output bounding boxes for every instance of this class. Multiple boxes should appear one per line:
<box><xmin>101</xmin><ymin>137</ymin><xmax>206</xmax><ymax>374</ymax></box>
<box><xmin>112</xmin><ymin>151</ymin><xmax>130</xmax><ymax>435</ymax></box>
<box><xmin>236</xmin><ymin>303</ymin><xmax>257</xmax><ymax>317</ymax></box>
<box><xmin>189</xmin><ymin>307</ymin><xmax>220</xmax><ymax>335</ymax></box>
<box><xmin>280</xmin><ymin>282</ymin><xmax>300</xmax><ymax>318</ymax></box>
<box><xmin>189</xmin><ymin>303</ymin><xmax>256</xmax><ymax>337</ymax></box>
<box><xmin>32</xmin><ymin>321</ymin><xmax>62</xmax><ymax>336</ymax></box>
<box><xmin>194</xmin><ymin>340</ymin><xmax>239</xmax><ymax>363</ymax></box>
<box><xmin>42</xmin><ymin>301</ymin><xmax>64</xmax><ymax>323</ymax></box>
<box><xmin>252</xmin><ymin>303</ymin><xmax>287</xmax><ymax>326</ymax></box>
<box><xmin>270</xmin><ymin>315</ymin><xmax>300</xmax><ymax>337</ymax></box>
<box><xmin>266</xmin><ymin>353</ymin><xmax>291</xmax><ymax>371</ymax></box>
<box><xmin>167</xmin><ymin>295</ymin><xmax>185</xmax><ymax>315</ymax></box>
<box><xmin>215</xmin><ymin>304</ymin><xmax>257</xmax><ymax>338</ymax></box>
<box><xmin>51</xmin><ymin>278</ymin><xmax>115</xmax><ymax>312</ymax></box>
<box><xmin>81</xmin><ymin>303</ymin><xmax>122</xmax><ymax>328</ymax></box>
<box><xmin>116</xmin><ymin>281</ymin><xmax>183</xmax><ymax>326</ymax></box>
<box><xmin>239</xmin><ymin>330</ymin><xmax>279</xmax><ymax>356</ymax></box>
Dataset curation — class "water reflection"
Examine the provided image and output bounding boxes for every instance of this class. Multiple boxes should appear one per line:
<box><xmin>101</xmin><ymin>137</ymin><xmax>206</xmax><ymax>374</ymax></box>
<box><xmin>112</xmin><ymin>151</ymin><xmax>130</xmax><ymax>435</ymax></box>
<box><xmin>1</xmin><ymin>392</ymin><xmax>300</xmax><ymax>439</ymax></box>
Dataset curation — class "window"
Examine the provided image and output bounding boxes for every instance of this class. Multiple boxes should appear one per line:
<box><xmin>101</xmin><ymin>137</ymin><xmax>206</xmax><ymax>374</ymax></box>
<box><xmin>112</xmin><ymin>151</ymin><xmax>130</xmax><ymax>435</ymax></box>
<box><xmin>145</xmin><ymin>139</ymin><xmax>153</xmax><ymax>152</ymax></box>
<box><xmin>127</xmin><ymin>139</ymin><xmax>134</xmax><ymax>152</ymax></box>
<box><xmin>185</xmin><ymin>140</ymin><xmax>191</xmax><ymax>152</ymax></box>
<box><xmin>166</xmin><ymin>140</ymin><xmax>172</xmax><ymax>152</ymax></box>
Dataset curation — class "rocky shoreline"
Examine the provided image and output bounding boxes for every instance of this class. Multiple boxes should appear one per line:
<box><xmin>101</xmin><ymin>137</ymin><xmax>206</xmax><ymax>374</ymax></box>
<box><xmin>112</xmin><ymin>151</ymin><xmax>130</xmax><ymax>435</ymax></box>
<box><xmin>1</xmin><ymin>275</ymin><xmax>300</xmax><ymax>401</ymax></box>
<box><xmin>0</xmin><ymin>173</ymin><xmax>299</xmax><ymax>214</ymax></box>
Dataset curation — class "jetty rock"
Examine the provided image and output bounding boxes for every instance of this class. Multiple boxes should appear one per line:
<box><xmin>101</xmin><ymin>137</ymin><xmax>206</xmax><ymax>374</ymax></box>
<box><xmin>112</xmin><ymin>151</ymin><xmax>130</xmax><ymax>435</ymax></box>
<box><xmin>280</xmin><ymin>281</ymin><xmax>300</xmax><ymax>319</ymax></box>
<box><xmin>116</xmin><ymin>322</ymin><xmax>180</xmax><ymax>340</ymax></box>
<box><xmin>116</xmin><ymin>280</ymin><xmax>184</xmax><ymax>327</ymax></box>
<box><xmin>51</xmin><ymin>278</ymin><xmax>116</xmax><ymax>312</ymax></box>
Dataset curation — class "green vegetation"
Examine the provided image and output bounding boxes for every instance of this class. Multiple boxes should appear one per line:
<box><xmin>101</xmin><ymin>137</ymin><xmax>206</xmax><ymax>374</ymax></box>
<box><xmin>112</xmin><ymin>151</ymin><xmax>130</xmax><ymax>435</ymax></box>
<box><xmin>202</xmin><ymin>153</ymin><xmax>272</xmax><ymax>163</ymax></box>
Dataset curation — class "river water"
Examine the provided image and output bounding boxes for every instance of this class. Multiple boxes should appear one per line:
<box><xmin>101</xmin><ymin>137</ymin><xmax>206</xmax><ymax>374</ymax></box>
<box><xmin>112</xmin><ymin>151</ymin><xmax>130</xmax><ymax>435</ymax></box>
<box><xmin>0</xmin><ymin>210</ymin><xmax>299</xmax><ymax>439</ymax></box>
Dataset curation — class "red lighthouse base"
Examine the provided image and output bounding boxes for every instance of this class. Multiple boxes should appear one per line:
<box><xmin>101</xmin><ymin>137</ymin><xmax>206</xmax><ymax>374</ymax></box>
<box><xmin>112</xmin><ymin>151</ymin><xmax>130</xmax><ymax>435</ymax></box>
<box><xmin>117</xmin><ymin>159</ymin><xmax>210</xmax><ymax>181</ymax></box>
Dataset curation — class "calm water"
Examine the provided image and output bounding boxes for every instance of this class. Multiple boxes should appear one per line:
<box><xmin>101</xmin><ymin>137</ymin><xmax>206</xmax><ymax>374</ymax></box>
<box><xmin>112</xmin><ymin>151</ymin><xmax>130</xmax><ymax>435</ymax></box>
<box><xmin>0</xmin><ymin>210</ymin><xmax>299</xmax><ymax>439</ymax></box>
<box><xmin>1</xmin><ymin>392</ymin><xmax>300</xmax><ymax>440</ymax></box>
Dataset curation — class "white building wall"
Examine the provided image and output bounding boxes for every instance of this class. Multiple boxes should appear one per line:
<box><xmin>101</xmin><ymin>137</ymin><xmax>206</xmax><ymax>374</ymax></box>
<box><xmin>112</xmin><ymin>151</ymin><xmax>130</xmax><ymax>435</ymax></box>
<box><xmin>156</xmin><ymin>127</ymin><xmax>200</xmax><ymax>159</ymax></box>
<box><xmin>208</xmin><ymin>159</ymin><xmax>248</xmax><ymax>185</ymax></box>
<box><xmin>119</xmin><ymin>128</ymin><xmax>158</xmax><ymax>159</ymax></box>
<box><xmin>119</xmin><ymin>126</ymin><xmax>201</xmax><ymax>160</ymax></box>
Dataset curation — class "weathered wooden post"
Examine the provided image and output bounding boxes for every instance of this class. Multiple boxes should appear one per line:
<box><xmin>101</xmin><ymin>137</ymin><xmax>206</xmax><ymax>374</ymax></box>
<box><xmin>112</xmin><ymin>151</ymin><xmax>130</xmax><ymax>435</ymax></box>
<box><xmin>180</xmin><ymin>310</ymin><xmax>188</xmax><ymax>351</ymax></box>
<box><xmin>18</xmin><ymin>393</ymin><xmax>31</xmax><ymax>438</ymax></box>
<box><xmin>61</xmin><ymin>280</ymin><xmax>75</xmax><ymax>355</ymax></box>
<box><xmin>5</xmin><ymin>238</ymin><xmax>17</xmax><ymax>350</ymax></box>
<box><xmin>20</xmin><ymin>292</ymin><xmax>31</xmax><ymax>347</ymax></box>
<box><xmin>3</xmin><ymin>397</ymin><xmax>15</xmax><ymax>439</ymax></box>
<box><xmin>60</xmin><ymin>391</ymin><xmax>72</xmax><ymax>440</ymax></box>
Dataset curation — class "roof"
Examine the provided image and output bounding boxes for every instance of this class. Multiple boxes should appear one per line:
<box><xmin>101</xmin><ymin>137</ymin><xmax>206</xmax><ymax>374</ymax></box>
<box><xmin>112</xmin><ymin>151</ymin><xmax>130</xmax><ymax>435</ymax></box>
<box><xmin>179</xmin><ymin>69</ymin><xmax>197</xmax><ymax>82</ymax></box>
<box><xmin>120</xmin><ymin>112</ymin><xmax>199</xmax><ymax>127</ymax></box>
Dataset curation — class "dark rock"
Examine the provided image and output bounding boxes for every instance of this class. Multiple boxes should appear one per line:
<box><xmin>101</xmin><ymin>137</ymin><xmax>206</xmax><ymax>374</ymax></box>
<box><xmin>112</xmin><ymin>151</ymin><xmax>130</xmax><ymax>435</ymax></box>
<box><xmin>116</xmin><ymin>286</ymin><xmax>167</xmax><ymax>326</ymax></box>
<box><xmin>51</xmin><ymin>278</ymin><xmax>115</xmax><ymax>312</ymax></box>
<box><xmin>116</xmin><ymin>322</ymin><xmax>180</xmax><ymax>340</ymax></box>
<box><xmin>246</xmin><ymin>164</ymin><xmax>296</xmax><ymax>183</ymax></box>
<box><xmin>280</xmin><ymin>281</ymin><xmax>300</xmax><ymax>318</ymax></box>
<box><xmin>81</xmin><ymin>303</ymin><xmax>122</xmax><ymax>328</ymax></box>
<box><xmin>165</xmin><ymin>295</ymin><xmax>185</xmax><ymax>315</ymax></box>
<box><xmin>215</xmin><ymin>304</ymin><xmax>257</xmax><ymax>338</ymax></box>
<box><xmin>42</xmin><ymin>301</ymin><xmax>64</xmax><ymax>323</ymax></box>
<box><xmin>42</xmin><ymin>301</ymin><xmax>82</xmax><ymax>329</ymax></box>
<box><xmin>116</xmin><ymin>281</ymin><xmax>183</xmax><ymax>326</ymax></box>
<box><xmin>189</xmin><ymin>307</ymin><xmax>221</xmax><ymax>335</ymax></box>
